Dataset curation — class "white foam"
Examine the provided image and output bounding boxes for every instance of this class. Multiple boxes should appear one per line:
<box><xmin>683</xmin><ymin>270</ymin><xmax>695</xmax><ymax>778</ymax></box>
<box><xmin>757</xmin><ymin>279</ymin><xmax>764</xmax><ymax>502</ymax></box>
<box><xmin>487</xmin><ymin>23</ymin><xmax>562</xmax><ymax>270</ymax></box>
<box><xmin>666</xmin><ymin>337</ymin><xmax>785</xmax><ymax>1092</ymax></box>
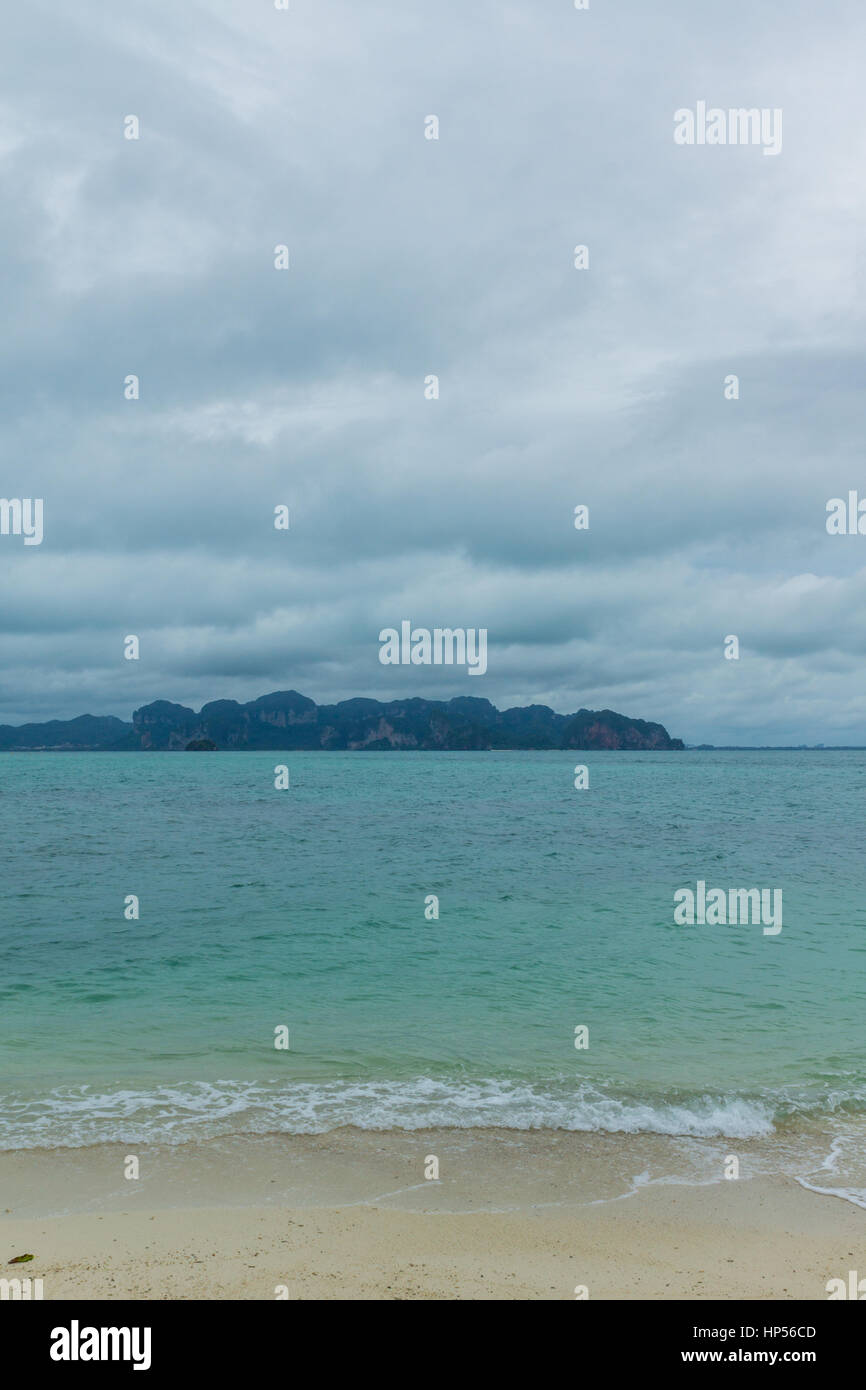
<box><xmin>794</xmin><ymin>1177</ymin><xmax>866</xmax><ymax>1211</ymax></box>
<box><xmin>0</xmin><ymin>1076</ymin><xmax>778</xmax><ymax>1149</ymax></box>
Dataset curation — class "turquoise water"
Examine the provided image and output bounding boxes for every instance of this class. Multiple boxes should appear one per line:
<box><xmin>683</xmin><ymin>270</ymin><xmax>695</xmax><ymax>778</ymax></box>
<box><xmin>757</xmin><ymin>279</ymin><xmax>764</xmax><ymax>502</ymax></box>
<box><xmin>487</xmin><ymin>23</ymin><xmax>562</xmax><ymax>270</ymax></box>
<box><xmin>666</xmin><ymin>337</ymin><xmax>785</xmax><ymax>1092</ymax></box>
<box><xmin>1</xmin><ymin>750</ymin><xmax>865</xmax><ymax>1148</ymax></box>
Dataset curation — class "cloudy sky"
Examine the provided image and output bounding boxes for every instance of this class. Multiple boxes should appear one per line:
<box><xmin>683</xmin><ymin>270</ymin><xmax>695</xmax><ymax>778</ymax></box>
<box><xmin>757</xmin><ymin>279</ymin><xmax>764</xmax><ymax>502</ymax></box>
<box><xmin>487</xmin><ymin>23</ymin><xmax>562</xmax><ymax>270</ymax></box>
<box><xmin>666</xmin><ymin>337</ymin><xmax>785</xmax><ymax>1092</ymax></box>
<box><xmin>1</xmin><ymin>0</ymin><xmax>864</xmax><ymax>744</ymax></box>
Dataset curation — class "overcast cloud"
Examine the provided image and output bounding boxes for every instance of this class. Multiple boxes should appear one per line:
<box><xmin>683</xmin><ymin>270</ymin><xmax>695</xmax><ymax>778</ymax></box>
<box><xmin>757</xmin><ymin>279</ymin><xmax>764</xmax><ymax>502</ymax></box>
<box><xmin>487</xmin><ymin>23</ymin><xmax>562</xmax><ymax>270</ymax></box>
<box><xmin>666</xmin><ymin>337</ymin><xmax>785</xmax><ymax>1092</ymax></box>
<box><xmin>1</xmin><ymin>0</ymin><xmax>864</xmax><ymax>743</ymax></box>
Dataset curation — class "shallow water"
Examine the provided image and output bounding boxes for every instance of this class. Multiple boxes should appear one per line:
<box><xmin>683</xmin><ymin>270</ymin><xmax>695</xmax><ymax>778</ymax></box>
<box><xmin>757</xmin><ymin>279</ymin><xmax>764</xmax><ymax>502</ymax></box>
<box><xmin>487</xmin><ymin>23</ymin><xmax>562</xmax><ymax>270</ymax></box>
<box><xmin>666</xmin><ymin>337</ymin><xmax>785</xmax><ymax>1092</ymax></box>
<box><xmin>1</xmin><ymin>750</ymin><xmax>864</xmax><ymax>1162</ymax></box>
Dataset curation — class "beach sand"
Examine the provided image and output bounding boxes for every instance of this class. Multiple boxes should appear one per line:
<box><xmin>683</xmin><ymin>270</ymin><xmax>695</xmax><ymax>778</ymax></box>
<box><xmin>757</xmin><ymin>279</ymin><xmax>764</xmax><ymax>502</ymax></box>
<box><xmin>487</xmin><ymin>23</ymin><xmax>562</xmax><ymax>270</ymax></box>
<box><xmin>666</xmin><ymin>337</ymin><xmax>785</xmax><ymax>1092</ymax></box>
<box><xmin>1</xmin><ymin>1129</ymin><xmax>862</xmax><ymax>1299</ymax></box>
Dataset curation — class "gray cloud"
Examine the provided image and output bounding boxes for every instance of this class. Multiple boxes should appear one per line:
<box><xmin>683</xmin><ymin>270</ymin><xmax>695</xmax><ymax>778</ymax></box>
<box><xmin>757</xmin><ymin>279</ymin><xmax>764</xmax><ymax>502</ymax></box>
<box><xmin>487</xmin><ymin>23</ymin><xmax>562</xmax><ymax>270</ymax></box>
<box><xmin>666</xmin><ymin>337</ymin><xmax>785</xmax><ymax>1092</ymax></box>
<box><xmin>1</xmin><ymin>0</ymin><xmax>865</xmax><ymax>743</ymax></box>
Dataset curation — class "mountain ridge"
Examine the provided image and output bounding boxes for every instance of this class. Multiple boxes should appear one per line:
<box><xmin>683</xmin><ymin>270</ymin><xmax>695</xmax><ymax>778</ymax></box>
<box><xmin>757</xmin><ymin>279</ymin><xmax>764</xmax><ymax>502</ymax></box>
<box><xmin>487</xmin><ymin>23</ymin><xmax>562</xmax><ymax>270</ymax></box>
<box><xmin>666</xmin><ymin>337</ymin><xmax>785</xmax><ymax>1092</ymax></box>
<box><xmin>0</xmin><ymin>691</ymin><xmax>684</xmax><ymax>751</ymax></box>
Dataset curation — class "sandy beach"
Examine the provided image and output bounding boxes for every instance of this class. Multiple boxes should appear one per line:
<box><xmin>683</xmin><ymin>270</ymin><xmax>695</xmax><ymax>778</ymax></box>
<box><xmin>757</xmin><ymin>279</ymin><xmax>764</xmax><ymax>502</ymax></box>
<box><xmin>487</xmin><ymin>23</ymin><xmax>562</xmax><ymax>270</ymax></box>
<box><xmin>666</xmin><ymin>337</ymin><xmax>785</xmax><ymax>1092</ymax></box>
<box><xmin>2</xmin><ymin>1129</ymin><xmax>862</xmax><ymax>1300</ymax></box>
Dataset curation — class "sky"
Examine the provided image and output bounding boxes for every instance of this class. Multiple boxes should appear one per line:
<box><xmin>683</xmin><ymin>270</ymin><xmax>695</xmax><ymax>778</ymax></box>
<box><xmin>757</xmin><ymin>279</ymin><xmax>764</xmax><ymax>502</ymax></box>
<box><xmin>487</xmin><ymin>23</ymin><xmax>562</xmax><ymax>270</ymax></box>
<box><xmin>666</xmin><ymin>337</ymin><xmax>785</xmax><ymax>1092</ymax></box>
<box><xmin>1</xmin><ymin>0</ymin><xmax>864</xmax><ymax>744</ymax></box>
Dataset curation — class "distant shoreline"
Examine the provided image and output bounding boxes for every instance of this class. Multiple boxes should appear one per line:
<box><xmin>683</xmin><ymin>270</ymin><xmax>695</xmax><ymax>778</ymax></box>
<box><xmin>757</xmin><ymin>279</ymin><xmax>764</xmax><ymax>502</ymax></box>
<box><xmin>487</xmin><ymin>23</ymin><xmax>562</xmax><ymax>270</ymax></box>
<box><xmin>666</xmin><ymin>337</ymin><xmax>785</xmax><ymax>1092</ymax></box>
<box><xmin>3</xmin><ymin>744</ymin><xmax>866</xmax><ymax>753</ymax></box>
<box><xmin>5</xmin><ymin>690</ymin><xmax>862</xmax><ymax>752</ymax></box>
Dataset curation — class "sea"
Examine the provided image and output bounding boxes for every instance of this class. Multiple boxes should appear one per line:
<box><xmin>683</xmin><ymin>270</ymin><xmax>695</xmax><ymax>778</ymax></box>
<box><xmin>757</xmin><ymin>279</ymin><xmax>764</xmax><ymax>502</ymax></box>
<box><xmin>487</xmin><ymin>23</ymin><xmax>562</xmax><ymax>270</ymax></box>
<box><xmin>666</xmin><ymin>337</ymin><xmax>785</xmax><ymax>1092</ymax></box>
<box><xmin>2</xmin><ymin>749</ymin><xmax>865</xmax><ymax>1200</ymax></box>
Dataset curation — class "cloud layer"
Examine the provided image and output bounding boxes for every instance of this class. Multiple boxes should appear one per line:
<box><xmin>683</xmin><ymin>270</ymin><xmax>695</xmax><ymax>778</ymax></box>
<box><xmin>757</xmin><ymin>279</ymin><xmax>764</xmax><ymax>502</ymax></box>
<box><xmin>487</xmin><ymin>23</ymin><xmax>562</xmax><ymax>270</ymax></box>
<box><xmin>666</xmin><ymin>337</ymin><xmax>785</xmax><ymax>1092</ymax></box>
<box><xmin>1</xmin><ymin>0</ymin><xmax>865</xmax><ymax>743</ymax></box>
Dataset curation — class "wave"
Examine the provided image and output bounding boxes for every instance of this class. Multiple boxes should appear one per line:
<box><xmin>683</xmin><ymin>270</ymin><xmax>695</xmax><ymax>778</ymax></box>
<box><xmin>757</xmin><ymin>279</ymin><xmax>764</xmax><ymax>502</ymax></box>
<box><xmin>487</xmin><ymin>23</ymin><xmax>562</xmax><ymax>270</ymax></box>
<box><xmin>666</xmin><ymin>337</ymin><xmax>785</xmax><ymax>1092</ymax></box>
<box><xmin>0</xmin><ymin>1074</ymin><xmax>848</xmax><ymax>1150</ymax></box>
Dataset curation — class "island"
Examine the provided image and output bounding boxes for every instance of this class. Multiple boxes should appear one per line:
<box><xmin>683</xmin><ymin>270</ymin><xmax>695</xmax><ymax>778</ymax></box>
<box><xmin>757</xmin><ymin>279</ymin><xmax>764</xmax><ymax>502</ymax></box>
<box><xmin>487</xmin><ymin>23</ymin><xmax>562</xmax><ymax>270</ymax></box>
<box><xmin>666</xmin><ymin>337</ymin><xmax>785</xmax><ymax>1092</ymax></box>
<box><xmin>0</xmin><ymin>690</ymin><xmax>684</xmax><ymax>752</ymax></box>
